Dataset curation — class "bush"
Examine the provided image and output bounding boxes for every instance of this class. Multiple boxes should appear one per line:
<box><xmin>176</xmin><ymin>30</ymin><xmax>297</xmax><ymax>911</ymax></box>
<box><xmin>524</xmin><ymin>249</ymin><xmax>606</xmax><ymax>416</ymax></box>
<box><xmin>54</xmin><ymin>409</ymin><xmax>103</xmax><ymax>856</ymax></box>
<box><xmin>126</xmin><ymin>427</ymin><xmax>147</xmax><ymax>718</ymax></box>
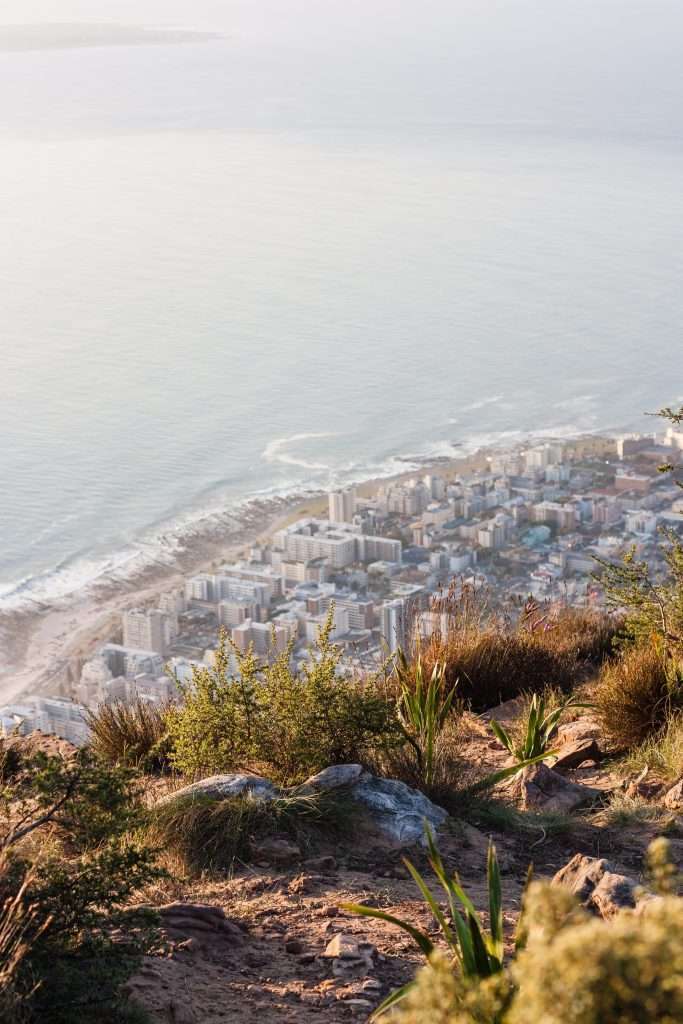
<box><xmin>166</xmin><ymin>611</ymin><xmax>401</xmax><ymax>785</ymax></box>
<box><xmin>86</xmin><ymin>699</ymin><xmax>172</xmax><ymax>772</ymax></box>
<box><xmin>147</xmin><ymin>790</ymin><xmax>351</xmax><ymax>876</ymax></box>
<box><xmin>0</xmin><ymin>750</ymin><xmax>162</xmax><ymax>1023</ymax></box>
<box><xmin>595</xmin><ymin>644</ymin><xmax>683</xmax><ymax>750</ymax></box>
<box><xmin>510</xmin><ymin>894</ymin><xmax>683</xmax><ymax>1024</ymax></box>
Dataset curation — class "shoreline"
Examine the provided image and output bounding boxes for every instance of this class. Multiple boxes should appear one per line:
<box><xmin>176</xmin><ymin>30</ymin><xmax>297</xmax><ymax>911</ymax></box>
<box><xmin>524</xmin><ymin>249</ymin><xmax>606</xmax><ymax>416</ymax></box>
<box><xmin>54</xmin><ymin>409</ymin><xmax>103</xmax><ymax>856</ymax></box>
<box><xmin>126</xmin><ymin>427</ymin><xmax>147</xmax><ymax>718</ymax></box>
<box><xmin>0</xmin><ymin>432</ymin><xmax>614</xmax><ymax>704</ymax></box>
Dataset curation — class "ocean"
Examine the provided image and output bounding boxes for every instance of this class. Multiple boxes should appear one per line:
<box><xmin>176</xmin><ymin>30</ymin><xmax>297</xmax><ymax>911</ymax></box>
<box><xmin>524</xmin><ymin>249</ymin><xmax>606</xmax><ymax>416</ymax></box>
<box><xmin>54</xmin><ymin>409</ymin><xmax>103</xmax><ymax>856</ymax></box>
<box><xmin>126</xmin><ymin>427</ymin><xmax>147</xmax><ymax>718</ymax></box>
<box><xmin>1</xmin><ymin>3</ymin><xmax>683</xmax><ymax>613</ymax></box>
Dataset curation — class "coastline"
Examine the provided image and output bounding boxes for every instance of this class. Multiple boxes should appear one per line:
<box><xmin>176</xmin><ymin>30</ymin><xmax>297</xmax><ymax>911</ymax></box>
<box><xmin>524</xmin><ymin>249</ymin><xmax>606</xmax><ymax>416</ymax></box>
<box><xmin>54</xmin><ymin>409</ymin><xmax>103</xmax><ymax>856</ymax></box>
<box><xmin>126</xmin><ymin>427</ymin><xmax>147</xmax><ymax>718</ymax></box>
<box><xmin>0</xmin><ymin>432</ymin><xmax>613</xmax><ymax>704</ymax></box>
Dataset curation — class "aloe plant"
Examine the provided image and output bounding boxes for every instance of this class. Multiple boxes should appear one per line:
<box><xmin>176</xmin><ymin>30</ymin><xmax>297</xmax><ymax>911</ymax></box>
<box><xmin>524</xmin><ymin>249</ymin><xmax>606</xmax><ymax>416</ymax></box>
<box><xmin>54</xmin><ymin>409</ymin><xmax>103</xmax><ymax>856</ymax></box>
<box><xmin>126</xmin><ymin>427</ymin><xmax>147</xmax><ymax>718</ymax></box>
<box><xmin>394</xmin><ymin>648</ymin><xmax>458</xmax><ymax>788</ymax></box>
<box><xmin>490</xmin><ymin>693</ymin><xmax>592</xmax><ymax>764</ymax></box>
<box><xmin>344</xmin><ymin>828</ymin><xmax>505</xmax><ymax>1017</ymax></box>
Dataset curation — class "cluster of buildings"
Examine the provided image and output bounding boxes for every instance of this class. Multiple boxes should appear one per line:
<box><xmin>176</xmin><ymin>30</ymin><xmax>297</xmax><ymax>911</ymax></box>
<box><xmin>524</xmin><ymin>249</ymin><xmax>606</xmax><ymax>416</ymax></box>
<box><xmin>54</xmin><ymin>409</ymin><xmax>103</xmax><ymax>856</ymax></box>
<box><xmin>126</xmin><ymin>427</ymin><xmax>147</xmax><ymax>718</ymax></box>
<box><xmin>3</xmin><ymin>425</ymin><xmax>683</xmax><ymax>746</ymax></box>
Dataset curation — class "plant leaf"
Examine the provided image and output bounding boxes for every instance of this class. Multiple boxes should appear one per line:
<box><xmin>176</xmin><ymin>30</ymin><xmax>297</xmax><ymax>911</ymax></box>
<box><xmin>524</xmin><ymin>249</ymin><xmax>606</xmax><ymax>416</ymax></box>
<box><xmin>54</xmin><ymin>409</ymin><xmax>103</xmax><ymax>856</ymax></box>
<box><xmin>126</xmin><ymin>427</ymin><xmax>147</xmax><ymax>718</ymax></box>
<box><xmin>341</xmin><ymin>903</ymin><xmax>434</xmax><ymax>957</ymax></box>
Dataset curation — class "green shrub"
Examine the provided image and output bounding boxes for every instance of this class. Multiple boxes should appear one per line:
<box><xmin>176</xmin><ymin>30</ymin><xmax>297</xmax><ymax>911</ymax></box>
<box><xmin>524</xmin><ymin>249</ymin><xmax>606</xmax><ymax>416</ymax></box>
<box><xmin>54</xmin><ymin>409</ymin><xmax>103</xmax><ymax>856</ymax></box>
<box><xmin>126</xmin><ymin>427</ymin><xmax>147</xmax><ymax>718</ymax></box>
<box><xmin>147</xmin><ymin>789</ymin><xmax>351</xmax><ymax>876</ymax></box>
<box><xmin>86</xmin><ymin>699</ymin><xmax>171</xmax><ymax>773</ymax></box>
<box><xmin>0</xmin><ymin>750</ymin><xmax>161</xmax><ymax>1024</ymax></box>
<box><xmin>166</xmin><ymin>610</ymin><xmax>400</xmax><ymax>785</ymax></box>
<box><xmin>595</xmin><ymin>644</ymin><xmax>683</xmax><ymax>749</ymax></box>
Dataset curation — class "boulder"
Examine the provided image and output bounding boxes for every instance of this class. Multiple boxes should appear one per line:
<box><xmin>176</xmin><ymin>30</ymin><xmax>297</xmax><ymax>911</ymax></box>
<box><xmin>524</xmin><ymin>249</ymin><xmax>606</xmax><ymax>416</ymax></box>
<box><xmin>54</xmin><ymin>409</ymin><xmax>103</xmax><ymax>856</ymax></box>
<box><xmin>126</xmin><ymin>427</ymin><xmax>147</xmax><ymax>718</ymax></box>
<box><xmin>551</xmin><ymin>738</ymin><xmax>602</xmax><ymax>772</ymax></box>
<box><xmin>159</xmin><ymin>773</ymin><xmax>278</xmax><ymax>806</ymax></box>
<box><xmin>552</xmin><ymin>854</ymin><xmax>642</xmax><ymax>918</ymax></box>
<box><xmin>520</xmin><ymin>763</ymin><xmax>602</xmax><ymax>813</ymax></box>
<box><xmin>350</xmin><ymin>773</ymin><xmax>448</xmax><ymax>845</ymax></box>
<box><xmin>297</xmin><ymin>764</ymin><xmax>365</xmax><ymax>794</ymax></box>
<box><xmin>664</xmin><ymin>778</ymin><xmax>683</xmax><ymax>810</ymax></box>
<box><xmin>590</xmin><ymin>872</ymin><xmax>638</xmax><ymax>918</ymax></box>
<box><xmin>297</xmin><ymin>765</ymin><xmax>448</xmax><ymax>846</ymax></box>
<box><xmin>557</xmin><ymin>719</ymin><xmax>602</xmax><ymax>745</ymax></box>
<box><xmin>552</xmin><ymin>853</ymin><xmax>616</xmax><ymax>904</ymax></box>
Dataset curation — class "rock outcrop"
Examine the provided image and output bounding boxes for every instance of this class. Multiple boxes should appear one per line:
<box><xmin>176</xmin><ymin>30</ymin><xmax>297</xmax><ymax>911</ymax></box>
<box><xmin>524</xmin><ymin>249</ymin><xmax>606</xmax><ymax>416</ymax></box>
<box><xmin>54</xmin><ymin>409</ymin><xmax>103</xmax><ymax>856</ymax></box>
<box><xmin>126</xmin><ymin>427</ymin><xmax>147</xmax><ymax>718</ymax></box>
<box><xmin>159</xmin><ymin>765</ymin><xmax>448</xmax><ymax>848</ymax></box>
<box><xmin>519</xmin><ymin>763</ymin><xmax>602</xmax><ymax>813</ymax></box>
<box><xmin>552</xmin><ymin>853</ymin><xmax>643</xmax><ymax>918</ymax></box>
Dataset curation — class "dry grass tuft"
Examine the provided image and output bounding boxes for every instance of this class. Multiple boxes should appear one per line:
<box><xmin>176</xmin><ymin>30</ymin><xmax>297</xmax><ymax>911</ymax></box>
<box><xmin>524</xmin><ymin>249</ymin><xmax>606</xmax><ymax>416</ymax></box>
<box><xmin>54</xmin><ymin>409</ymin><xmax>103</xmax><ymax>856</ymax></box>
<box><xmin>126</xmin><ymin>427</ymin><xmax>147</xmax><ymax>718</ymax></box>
<box><xmin>85</xmin><ymin>699</ymin><xmax>171</xmax><ymax>772</ymax></box>
<box><xmin>622</xmin><ymin>712</ymin><xmax>683</xmax><ymax>781</ymax></box>
<box><xmin>146</xmin><ymin>790</ymin><xmax>352</xmax><ymax>876</ymax></box>
<box><xmin>596</xmin><ymin>645</ymin><xmax>683</xmax><ymax>751</ymax></box>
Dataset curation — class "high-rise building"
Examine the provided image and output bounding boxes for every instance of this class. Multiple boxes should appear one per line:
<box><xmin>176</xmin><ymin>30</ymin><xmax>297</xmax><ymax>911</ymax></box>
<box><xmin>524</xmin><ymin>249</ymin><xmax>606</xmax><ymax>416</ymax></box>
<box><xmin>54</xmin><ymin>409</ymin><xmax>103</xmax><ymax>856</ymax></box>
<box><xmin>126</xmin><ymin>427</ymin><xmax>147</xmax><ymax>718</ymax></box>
<box><xmin>328</xmin><ymin>488</ymin><xmax>356</xmax><ymax>523</ymax></box>
<box><xmin>122</xmin><ymin>609</ymin><xmax>171</xmax><ymax>656</ymax></box>
<box><xmin>380</xmin><ymin>598</ymin><xmax>407</xmax><ymax>655</ymax></box>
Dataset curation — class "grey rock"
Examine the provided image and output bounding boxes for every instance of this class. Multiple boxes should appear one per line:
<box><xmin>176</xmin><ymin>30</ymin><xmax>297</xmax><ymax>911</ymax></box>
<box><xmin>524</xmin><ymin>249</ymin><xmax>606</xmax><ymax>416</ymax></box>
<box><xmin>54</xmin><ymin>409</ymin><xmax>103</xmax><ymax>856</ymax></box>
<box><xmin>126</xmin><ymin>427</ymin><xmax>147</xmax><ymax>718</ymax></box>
<box><xmin>552</xmin><ymin>853</ymin><xmax>615</xmax><ymax>904</ymax></box>
<box><xmin>553</xmin><ymin>854</ymin><xmax>647</xmax><ymax>919</ymax></box>
<box><xmin>552</xmin><ymin>738</ymin><xmax>602</xmax><ymax>772</ymax></box>
<box><xmin>591</xmin><ymin>872</ymin><xmax>638</xmax><ymax>918</ymax></box>
<box><xmin>321</xmin><ymin>933</ymin><xmax>376</xmax><ymax>979</ymax></box>
<box><xmin>351</xmin><ymin>773</ymin><xmax>448</xmax><ymax>845</ymax></box>
<box><xmin>557</xmin><ymin>718</ymin><xmax>602</xmax><ymax>745</ymax></box>
<box><xmin>159</xmin><ymin>773</ymin><xmax>278</xmax><ymax>805</ymax></box>
<box><xmin>252</xmin><ymin>836</ymin><xmax>301</xmax><ymax>865</ymax></box>
<box><xmin>297</xmin><ymin>764</ymin><xmax>448</xmax><ymax>845</ymax></box>
<box><xmin>664</xmin><ymin>778</ymin><xmax>683</xmax><ymax>810</ymax></box>
<box><xmin>297</xmin><ymin>764</ymin><xmax>365</xmax><ymax>794</ymax></box>
<box><xmin>520</xmin><ymin>763</ymin><xmax>602</xmax><ymax>813</ymax></box>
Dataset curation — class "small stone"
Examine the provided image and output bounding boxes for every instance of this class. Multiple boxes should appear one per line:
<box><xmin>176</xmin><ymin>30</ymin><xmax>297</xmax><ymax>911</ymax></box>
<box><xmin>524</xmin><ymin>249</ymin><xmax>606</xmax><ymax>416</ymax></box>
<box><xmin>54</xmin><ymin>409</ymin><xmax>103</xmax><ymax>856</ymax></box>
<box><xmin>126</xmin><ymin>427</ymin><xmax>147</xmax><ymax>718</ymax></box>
<box><xmin>361</xmin><ymin>978</ymin><xmax>382</xmax><ymax>992</ymax></box>
<box><xmin>304</xmin><ymin>855</ymin><xmax>337</xmax><ymax>873</ymax></box>
<box><xmin>285</xmin><ymin>938</ymin><xmax>304</xmax><ymax>954</ymax></box>
<box><xmin>520</xmin><ymin>763</ymin><xmax>602</xmax><ymax>813</ymax></box>
<box><xmin>345</xmin><ymin>999</ymin><xmax>374</xmax><ymax>1011</ymax></box>
<box><xmin>298</xmin><ymin>952</ymin><xmax>316</xmax><ymax>965</ymax></box>
<box><xmin>664</xmin><ymin>778</ymin><xmax>683</xmax><ymax>810</ymax></box>
<box><xmin>251</xmin><ymin>836</ymin><xmax>301</xmax><ymax>866</ymax></box>
<box><xmin>551</xmin><ymin>738</ymin><xmax>602</xmax><ymax>772</ymax></box>
<box><xmin>323</xmin><ymin>905</ymin><xmax>339</xmax><ymax>917</ymax></box>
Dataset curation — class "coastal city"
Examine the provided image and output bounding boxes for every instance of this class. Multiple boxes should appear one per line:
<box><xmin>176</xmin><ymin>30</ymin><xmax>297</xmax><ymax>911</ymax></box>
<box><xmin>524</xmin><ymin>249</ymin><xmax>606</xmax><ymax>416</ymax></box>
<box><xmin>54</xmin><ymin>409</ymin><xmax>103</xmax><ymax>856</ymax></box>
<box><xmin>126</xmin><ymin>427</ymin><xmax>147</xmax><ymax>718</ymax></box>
<box><xmin>3</xmin><ymin>424</ymin><xmax>683</xmax><ymax>746</ymax></box>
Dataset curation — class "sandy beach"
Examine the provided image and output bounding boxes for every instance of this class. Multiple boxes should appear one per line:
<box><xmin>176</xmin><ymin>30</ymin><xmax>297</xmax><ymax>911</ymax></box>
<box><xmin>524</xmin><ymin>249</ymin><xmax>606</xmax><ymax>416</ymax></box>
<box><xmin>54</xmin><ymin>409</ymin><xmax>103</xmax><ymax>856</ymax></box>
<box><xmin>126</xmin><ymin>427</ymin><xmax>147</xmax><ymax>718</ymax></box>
<box><xmin>0</xmin><ymin>433</ymin><xmax>611</xmax><ymax>705</ymax></box>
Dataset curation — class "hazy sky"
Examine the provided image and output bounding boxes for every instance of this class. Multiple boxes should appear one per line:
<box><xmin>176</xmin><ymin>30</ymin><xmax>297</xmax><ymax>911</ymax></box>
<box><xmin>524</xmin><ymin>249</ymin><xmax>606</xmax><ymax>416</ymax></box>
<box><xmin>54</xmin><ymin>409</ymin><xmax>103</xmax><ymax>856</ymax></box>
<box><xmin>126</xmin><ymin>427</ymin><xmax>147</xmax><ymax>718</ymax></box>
<box><xmin>1</xmin><ymin>2</ymin><xmax>682</xmax><ymax>137</ymax></box>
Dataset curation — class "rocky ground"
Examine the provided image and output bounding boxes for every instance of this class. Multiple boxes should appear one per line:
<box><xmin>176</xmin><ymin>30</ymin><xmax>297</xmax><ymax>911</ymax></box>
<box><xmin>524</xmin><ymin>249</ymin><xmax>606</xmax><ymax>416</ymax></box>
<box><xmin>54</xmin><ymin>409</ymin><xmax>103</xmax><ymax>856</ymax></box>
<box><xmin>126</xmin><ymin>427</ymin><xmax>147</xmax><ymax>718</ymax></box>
<box><xmin>126</xmin><ymin>703</ymin><xmax>683</xmax><ymax>1024</ymax></box>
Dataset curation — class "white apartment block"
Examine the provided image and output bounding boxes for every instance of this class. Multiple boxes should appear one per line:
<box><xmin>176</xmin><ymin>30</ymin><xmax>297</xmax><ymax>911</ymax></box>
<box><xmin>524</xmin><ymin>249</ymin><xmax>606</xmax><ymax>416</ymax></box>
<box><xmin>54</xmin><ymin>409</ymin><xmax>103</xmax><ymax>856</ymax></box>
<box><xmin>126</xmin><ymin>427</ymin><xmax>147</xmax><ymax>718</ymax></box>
<box><xmin>122</xmin><ymin>608</ymin><xmax>171</xmax><ymax>656</ymax></box>
<box><xmin>379</xmin><ymin>599</ymin><xmax>407</xmax><ymax>655</ymax></box>
<box><xmin>0</xmin><ymin>696</ymin><xmax>89</xmax><ymax>747</ymax></box>
<box><xmin>328</xmin><ymin>487</ymin><xmax>356</xmax><ymax>523</ymax></box>
<box><xmin>274</xmin><ymin>519</ymin><xmax>401</xmax><ymax>569</ymax></box>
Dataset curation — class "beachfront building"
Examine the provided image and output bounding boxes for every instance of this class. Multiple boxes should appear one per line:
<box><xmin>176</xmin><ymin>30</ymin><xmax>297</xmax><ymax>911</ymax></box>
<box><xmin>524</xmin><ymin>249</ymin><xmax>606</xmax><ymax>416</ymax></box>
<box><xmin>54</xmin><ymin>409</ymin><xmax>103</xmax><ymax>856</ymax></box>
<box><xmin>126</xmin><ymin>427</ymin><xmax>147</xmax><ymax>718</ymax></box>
<box><xmin>0</xmin><ymin>696</ymin><xmax>89</xmax><ymax>746</ymax></box>
<box><xmin>273</xmin><ymin>518</ymin><xmax>402</xmax><ymax>568</ymax></box>
<box><xmin>328</xmin><ymin>487</ymin><xmax>356</xmax><ymax>523</ymax></box>
<box><xmin>123</xmin><ymin>608</ymin><xmax>172</xmax><ymax>656</ymax></box>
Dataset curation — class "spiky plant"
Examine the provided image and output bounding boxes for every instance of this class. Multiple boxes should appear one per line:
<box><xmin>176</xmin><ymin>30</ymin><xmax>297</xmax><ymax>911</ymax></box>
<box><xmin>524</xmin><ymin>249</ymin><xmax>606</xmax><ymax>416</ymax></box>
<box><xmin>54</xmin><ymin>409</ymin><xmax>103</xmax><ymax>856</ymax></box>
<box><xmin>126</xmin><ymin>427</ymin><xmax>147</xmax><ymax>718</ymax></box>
<box><xmin>344</xmin><ymin>828</ymin><xmax>505</xmax><ymax>1017</ymax></box>
<box><xmin>394</xmin><ymin>648</ymin><xmax>459</xmax><ymax>788</ymax></box>
<box><xmin>490</xmin><ymin>693</ymin><xmax>591</xmax><ymax>764</ymax></box>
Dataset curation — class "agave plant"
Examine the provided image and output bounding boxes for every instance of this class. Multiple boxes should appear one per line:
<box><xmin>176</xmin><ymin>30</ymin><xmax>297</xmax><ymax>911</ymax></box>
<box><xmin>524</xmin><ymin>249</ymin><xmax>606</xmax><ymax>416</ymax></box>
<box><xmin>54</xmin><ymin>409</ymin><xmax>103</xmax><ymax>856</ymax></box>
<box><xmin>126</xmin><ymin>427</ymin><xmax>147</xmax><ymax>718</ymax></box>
<box><xmin>490</xmin><ymin>693</ymin><xmax>592</xmax><ymax>764</ymax></box>
<box><xmin>394</xmin><ymin>648</ymin><xmax>458</xmax><ymax>789</ymax></box>
<box><xmin>344</xmin><ymin>828</ymin><xmax>505</xmax><ymax>1017</ymax></box>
